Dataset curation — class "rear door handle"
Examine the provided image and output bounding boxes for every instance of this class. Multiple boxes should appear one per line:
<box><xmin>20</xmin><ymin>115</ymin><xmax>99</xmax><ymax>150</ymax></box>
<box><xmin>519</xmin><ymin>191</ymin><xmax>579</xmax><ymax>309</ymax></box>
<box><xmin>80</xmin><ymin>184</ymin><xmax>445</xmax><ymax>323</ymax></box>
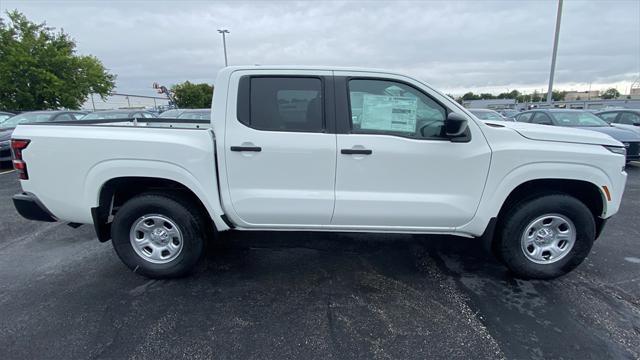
<box><xmin>341</xmin><ymin>148</ymin><xmax>372</xmax><ymax>155</ymax></box>
<box><xmin>230</xmin><ymin>146</ymin><xmax>262</xmax><ymax>152</ymax></box>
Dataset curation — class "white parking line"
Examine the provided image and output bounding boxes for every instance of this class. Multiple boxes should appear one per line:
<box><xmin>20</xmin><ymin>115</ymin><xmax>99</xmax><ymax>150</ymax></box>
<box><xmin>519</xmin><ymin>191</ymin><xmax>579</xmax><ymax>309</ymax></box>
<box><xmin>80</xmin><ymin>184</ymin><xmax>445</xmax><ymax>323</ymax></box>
<box><xmin>0</xmin><ymin>169</ymin><xmax>15</xmax><ymax>175</ymax></box>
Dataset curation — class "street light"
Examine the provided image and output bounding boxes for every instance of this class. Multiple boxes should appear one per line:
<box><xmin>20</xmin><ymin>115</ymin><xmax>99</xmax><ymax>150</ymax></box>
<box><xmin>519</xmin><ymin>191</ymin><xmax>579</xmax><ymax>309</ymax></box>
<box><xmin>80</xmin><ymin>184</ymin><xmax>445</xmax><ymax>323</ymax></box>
<box><xmin>546</xmin><ymin>0</ymin><xmax>563</xmax><ymax>105</ymax></box>
<box><xmin>217</xmin><ymin>29</ymin><xmax>230</xmax><ymax>67</ymax></box>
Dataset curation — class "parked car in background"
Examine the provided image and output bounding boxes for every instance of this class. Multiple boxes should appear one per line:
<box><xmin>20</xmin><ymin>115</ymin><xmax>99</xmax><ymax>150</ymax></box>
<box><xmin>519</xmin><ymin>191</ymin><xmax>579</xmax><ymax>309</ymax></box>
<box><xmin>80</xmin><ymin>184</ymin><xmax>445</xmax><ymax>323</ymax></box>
<box><xmin>82</xmin><ymin>110</ymin><xmax>158</xmax><ymax>120</ymax></box>
<box><xmin>468</xmin><ymin>109</ymin><xmax>512</xmax><ymax>121</ymax></box>
<box><xmin>0</xmin><ymin>111</ymin><xmax>14</xmax><ymax>123</ymax></box>
<box><xmin>177</xmin><ymin>109</ymin><xmax>211</xmax><ymax>120</ymax></box>
<box><xmin>1</xmin><ymin>111</ymin><xmax>84</xmax><ymax>163</ymax></box>
<box><xmin>596</xmin><ymin>109</ymin><xmax>640</xmax><ymax>136</ymax></box>
<box><xmin>515</xmin><ymin>109</ymin><xmax>640</xmax><ymax>162</ymax></box>
<box><xmin>497</xmin><ymin>109</ymin><xmax>519</xmax><ymax>121</ymax></box>
<box><xmin>158</xmin><ymin>109</ymin><xmax>184</xmax><ymax>118</ymax></box>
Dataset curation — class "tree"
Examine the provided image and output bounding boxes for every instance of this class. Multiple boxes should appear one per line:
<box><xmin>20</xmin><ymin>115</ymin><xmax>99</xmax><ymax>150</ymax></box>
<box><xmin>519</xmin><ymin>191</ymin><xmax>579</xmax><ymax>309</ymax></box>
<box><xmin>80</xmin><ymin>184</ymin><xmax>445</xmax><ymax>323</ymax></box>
<box><xmin>461</xmin><ymin>92</ymin><xmax>481</xmax><ymax>101</ymax></box>
<box><xmin>551</xmin><ymin>90</ymin><xmax>566</xmax><ymax>101</ymax></box>
<box><xmin>601</xmin><ymin>88</ymin><xmax>620</xmax><ymax>99</ymax></box>
<box><xmin>0</xmin><ymin>11</ymin><xmax>115</xmax><ymax>111</ymax></box>
<box><xmin>171</xmin><ymin>81</ymin><xmax>214</xmax><ymax>108</ymax></box>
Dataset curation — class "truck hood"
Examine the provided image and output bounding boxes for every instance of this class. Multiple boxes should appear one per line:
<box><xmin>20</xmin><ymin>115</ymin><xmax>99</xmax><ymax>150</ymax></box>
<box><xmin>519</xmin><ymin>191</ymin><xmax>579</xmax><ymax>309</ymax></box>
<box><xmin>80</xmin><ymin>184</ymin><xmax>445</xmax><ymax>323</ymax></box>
<box><xmin>488</xmin><ymin>121</ymin><xmax>623</xmax><ymax>146</ymax></box>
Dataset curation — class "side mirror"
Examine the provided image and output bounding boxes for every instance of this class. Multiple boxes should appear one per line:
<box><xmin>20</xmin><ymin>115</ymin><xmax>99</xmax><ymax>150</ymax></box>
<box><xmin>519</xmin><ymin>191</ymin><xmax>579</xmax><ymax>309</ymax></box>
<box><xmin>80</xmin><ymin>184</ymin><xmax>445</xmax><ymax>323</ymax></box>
<box><xmin>445</xmin><ymin>113</ymin><xmax>470</xmax><ymax>142</ymax></box>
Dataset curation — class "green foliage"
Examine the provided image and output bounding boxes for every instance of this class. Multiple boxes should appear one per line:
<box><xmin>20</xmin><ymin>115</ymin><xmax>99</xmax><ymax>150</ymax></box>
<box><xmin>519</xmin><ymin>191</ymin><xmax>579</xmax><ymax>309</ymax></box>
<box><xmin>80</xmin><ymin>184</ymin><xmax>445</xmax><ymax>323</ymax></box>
<box><xmin>171</xmin><ymin>81</ymin><xmax>214</xmax><ymax>108</ymax></box>
<box><xmin>0</xmin><ymin>10</ymin><xmax>116</xmax><ymax>111</ymax></box>
<box><xmin>551</xmin><ymin>90</ymin><xmax>566</xmax><ymax>101</ymax></box>
<box><xmin>601</xmin><ymin>88</ymin><xmax>620</xmax><ymax>99</ymax></box>
<box><xmin>461</xmin><ymin>92</ymin><xmax>481</xmax><ymax>101</ymax></box>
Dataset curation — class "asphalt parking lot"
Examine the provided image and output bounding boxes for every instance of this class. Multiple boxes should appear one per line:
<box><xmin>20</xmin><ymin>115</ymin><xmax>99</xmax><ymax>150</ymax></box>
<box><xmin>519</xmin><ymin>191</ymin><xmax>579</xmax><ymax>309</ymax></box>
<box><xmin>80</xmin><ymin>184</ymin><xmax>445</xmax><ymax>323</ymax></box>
<box><xmin>0</xmin><ymin>163</ymin><xmax>639</xmax><ymax>360</ymax></box>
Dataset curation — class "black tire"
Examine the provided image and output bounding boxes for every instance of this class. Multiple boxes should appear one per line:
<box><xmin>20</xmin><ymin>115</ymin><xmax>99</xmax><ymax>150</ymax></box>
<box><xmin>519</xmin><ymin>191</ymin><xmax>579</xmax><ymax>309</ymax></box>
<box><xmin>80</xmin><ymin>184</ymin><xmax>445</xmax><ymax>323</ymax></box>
<box><xmin>496</xmin><ymin>194</ymin><xmax>595</xmax><ymax>279</ymax></box>
<box><xmin>111</xmin><ymin>193</ymin><xmax>207</xmax><ymax>279</ymax></box>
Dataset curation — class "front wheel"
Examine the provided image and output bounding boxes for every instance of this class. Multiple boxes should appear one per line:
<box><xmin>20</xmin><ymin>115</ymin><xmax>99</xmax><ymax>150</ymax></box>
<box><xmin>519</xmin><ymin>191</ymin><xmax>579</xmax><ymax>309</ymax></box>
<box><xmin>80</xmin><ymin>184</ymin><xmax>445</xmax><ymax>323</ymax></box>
<box><xmin>496</xmin><ymin>194</ymin><xmax>596</xmax><ymax>279</ymax></box>
<box><xmin>111</xmin><ymin>193</ymin><xmax>207</xmax><ymax>278</ymax></box>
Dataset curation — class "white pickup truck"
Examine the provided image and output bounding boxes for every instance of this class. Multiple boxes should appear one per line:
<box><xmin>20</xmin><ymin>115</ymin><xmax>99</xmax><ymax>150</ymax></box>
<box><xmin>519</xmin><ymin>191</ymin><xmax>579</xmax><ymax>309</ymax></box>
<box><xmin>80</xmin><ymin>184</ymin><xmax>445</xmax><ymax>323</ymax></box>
<box><xmin>10</xmin><ymin>66</ymin><xmax>628</xmax><ymax>279</ymax></box>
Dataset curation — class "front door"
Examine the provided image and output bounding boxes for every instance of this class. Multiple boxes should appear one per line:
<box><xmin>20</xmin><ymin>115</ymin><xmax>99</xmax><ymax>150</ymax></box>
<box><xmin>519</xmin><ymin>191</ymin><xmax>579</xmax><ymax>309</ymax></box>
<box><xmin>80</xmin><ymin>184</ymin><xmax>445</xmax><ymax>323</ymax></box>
<box><xmin>331</xmin><ymin>75</ymin><xmax>491</xmax><ymax>229</ymax></box>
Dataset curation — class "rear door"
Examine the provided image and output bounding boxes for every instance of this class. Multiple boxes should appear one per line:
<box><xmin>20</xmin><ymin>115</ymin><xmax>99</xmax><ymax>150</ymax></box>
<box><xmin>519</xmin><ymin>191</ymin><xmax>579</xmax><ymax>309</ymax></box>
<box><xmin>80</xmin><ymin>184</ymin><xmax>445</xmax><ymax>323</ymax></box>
<box><xmin>331</xmin><ymin>72</ymin><xmax>491</xmax><ymax>229</ymax></box>
<box><xmin>223</xmin><ymin>70</ymin><xmax>336</xmax><ymax>227</ymax></box>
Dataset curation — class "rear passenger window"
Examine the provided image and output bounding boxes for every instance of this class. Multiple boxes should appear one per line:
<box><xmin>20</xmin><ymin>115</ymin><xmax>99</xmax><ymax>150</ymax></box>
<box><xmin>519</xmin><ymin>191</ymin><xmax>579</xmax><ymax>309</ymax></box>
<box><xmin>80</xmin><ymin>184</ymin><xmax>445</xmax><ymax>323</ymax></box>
<box><xmin>240</xmin><ymin>77</ymin><xmax>324</xmax><ymax>132</ymax></box>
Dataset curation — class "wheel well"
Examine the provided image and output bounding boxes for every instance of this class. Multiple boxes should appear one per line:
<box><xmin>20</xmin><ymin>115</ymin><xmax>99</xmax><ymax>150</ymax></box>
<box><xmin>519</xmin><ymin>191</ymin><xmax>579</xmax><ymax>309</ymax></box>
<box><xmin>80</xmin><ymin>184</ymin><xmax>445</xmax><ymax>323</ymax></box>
<box><xmin>500</xmin><ymin>179</ymin><xmax>604</xmax><ymax>218</ymax></box>
<box><xmin>495</xmin><ymin>179</ymin><xmax>606</xmax><ymax>239</ymax></box>
<box><xmin>93</xmin><ymin>177</ymin><xmax>213</xmax><ymax>242</ymax></box>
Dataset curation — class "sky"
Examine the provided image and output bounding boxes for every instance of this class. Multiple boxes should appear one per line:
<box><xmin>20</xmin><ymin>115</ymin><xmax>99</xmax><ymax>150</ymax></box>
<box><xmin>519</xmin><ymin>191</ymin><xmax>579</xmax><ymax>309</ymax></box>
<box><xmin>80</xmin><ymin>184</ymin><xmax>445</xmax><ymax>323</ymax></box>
<box><xmin>2</xmin><ymin>0</ymin><xmax>639</xmax><ymax>97</ymax></box>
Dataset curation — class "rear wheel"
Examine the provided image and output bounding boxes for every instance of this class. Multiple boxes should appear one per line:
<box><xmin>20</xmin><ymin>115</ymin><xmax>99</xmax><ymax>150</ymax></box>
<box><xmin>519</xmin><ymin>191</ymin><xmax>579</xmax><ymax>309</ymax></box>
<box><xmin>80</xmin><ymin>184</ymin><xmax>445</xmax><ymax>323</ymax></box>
<box><xmin>111</xmin><ymin>193</ymin><xmax>207</xmax><ymax>278</ymax></box>
<box><xmin>496</xmin><ymin>194</ymin><xmax>595</xmax><ymax>279</ymax></box>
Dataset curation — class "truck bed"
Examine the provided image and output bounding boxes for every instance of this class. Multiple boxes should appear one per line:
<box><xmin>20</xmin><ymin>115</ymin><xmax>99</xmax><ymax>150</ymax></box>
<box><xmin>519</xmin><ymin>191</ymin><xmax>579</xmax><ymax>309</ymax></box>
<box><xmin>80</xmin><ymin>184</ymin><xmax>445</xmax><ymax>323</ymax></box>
<box><xmin>11</xmin><ymin>119</ymin><xmax>224</xmax><ymax>227</ymax></box>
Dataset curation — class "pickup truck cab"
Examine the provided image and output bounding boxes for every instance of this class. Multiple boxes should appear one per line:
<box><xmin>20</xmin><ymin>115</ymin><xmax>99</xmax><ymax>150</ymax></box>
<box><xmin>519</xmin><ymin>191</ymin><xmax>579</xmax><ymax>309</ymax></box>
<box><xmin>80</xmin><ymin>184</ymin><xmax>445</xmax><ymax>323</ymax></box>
<box><xmin>10</xmin><ymin>66</ymin><xmax>628</xmax><ymax>279</ymax></box>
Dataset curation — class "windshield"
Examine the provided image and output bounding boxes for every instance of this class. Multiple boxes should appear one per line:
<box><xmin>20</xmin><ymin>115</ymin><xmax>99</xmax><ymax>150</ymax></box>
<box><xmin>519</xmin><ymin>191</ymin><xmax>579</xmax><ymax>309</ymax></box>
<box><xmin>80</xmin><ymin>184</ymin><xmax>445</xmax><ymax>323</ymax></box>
<box><xmin>83</xmin><ymin>111</ymin><xmax>131</xmax><ymax>120</ymax></box>
<box><xmin>159</xmin><ymin>109</ymin><xmax>181</xmax><ymax>118</ymax></box>
<box><xmin>0</xmin><ymin>114</ymin><xmax>12</xmax><ymax>123</ymax></box>
<box><xmin>470</xmin><ymin>110</ymin><xmax>504</xmax><ymax>121</ymax></box>
<box><xmin>177</xmin><ymin>111</ymin><xmax>210</xmax><ymax>120</ymax></box>
<box><xmin>0</xmin><ymin>113</ymin><xmax>55</xmax><ymax>129</ymax></box>
<box><xmin>550</xmin><ymin>111</ymin><xmax>609</xmax><ymax>127</ymax></box>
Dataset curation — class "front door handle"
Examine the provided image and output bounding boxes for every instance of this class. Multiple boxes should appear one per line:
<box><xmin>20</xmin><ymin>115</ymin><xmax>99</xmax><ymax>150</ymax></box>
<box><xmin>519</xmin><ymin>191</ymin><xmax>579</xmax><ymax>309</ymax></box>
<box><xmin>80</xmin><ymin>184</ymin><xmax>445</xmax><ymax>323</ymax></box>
<box><xmin>230</xmin><ymin>146</ymin><xmax>262</xmax><ymax>152</ymax></box>
<box><xmin>341</xmin><ymin>148</ymin><xmax>372</xmax><ymax>155</ymax></box>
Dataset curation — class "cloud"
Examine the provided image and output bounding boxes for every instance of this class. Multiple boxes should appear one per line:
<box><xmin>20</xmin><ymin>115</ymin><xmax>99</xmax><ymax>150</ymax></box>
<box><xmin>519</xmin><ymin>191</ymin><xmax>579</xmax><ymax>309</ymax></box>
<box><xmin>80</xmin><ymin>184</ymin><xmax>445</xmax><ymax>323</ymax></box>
<box><xmin>2</xmin><ymin>0</ymin><xmax>639</xmax><ymax>95</ymax></box>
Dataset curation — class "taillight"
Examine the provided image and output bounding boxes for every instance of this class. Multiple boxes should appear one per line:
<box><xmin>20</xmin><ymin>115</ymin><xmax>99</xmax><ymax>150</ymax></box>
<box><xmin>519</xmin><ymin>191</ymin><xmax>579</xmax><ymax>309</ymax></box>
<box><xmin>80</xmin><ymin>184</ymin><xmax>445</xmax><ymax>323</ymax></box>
<box><xmin>11</xmin><ymin>139</ymin><xmax>30</xmax><ymax>180</ymax></box>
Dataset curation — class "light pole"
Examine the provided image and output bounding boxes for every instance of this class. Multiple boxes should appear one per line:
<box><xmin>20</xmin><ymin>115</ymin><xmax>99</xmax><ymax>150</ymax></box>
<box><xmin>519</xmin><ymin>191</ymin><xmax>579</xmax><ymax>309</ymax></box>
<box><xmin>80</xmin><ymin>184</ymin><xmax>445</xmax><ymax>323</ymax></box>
<box><xmin>218</xmin><ymin>29</ymin><xmax>230</xmax><ymax>67</ymax></box>
<box><xmin>546</xmin><ymin>0</ymin><xmax>563</xmax><ymax>105</ymax></box>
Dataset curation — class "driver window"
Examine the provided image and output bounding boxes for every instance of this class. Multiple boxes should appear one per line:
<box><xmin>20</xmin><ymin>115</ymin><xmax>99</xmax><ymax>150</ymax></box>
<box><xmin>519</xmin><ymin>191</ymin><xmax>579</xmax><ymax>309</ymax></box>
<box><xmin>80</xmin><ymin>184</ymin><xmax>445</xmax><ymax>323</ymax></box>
<box><xmin>348</xmin><ymin>79</ymin><xmax>446</xmax><ymax>139</ymax></box>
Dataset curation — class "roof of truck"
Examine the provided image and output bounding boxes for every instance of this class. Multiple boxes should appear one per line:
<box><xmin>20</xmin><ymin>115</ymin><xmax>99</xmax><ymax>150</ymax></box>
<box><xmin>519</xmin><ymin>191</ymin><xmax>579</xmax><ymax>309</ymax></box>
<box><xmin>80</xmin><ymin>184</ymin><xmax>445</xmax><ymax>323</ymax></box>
<box><xmin>221</xmin><ymin>65</ymin><xmax>410</xmax><ymax>77</ymax></box>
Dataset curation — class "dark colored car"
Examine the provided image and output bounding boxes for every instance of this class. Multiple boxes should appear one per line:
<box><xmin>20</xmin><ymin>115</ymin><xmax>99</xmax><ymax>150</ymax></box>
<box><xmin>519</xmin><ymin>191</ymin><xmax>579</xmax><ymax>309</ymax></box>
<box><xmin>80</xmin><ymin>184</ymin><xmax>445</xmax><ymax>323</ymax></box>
<box><xmin>0</xmin><ymin>111</ymin><xmax>85</xmax><ymax>163</ymax></box>
<box><xmin>468</xmin><ymin>109</ymin><xmax>511</xmax><ymax>121</ymax></box>
<box><xmin>82</xmin><ymin>110</ymin><xmax>158</xmax><ymax>120</ymax></box>
<box><xmin>177</xmin><ymin>109</ymin><xmax>211</xmax><ymax>120</ymax></box>
<box><xmin>515</xmin><ymin>109</ymin><xmax>640</xmax><ymax>162</ymax></box>
<box><xmin>596</xmin><ymin>109</ymin><xmax>640</xmax><ymax>126</ymax></box>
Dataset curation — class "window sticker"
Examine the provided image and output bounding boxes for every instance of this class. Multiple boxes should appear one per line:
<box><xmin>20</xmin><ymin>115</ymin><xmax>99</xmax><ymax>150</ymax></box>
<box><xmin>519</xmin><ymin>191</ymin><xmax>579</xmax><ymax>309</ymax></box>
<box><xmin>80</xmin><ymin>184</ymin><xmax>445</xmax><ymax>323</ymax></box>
<box><xmin>360</xmin><ymin>95</ymin><xmax>417</xmax><ymax>133</ymax></box>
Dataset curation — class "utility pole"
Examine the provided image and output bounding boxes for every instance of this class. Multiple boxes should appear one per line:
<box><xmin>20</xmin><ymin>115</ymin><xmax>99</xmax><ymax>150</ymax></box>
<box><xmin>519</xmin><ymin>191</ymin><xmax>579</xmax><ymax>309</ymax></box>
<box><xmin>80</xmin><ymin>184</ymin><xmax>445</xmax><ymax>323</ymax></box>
<box><xmin>546</xmin><ymin>0</ymin><xmax>563</xmax><ymax>105</ymax></box>
<box><xmin>218</xmin><ymin>29</ymin><xmax>230</xmax><ymax>67</ymax></box>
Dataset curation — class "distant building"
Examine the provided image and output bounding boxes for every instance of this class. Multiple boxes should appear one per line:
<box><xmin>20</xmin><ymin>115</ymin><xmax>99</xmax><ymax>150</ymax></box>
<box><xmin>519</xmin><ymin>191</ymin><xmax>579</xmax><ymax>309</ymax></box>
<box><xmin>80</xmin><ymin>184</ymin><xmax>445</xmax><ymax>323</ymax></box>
<box><xmin>564</xmin><ymin>90</ymin><xmax>600</xmax><ymax>101</ymax></box>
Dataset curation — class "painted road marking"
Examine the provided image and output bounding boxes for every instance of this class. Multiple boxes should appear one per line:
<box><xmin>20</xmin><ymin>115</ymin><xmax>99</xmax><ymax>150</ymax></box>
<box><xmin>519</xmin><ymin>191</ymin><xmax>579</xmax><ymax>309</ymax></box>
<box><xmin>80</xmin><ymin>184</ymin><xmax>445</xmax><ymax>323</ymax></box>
<box><xmin>0</xmin><ymin>169</ymin><xmax>15</xmax><ymax>175</ymax></box>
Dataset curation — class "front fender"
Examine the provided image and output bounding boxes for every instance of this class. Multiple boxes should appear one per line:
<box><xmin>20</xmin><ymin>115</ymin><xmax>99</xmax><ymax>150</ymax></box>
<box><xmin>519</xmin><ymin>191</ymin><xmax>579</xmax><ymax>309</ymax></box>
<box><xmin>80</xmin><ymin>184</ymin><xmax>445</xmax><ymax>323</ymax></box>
<box><xmin>457</xmin><ymin>161</ymin><xmax>612</xmax><ymax>237</ymax></box>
